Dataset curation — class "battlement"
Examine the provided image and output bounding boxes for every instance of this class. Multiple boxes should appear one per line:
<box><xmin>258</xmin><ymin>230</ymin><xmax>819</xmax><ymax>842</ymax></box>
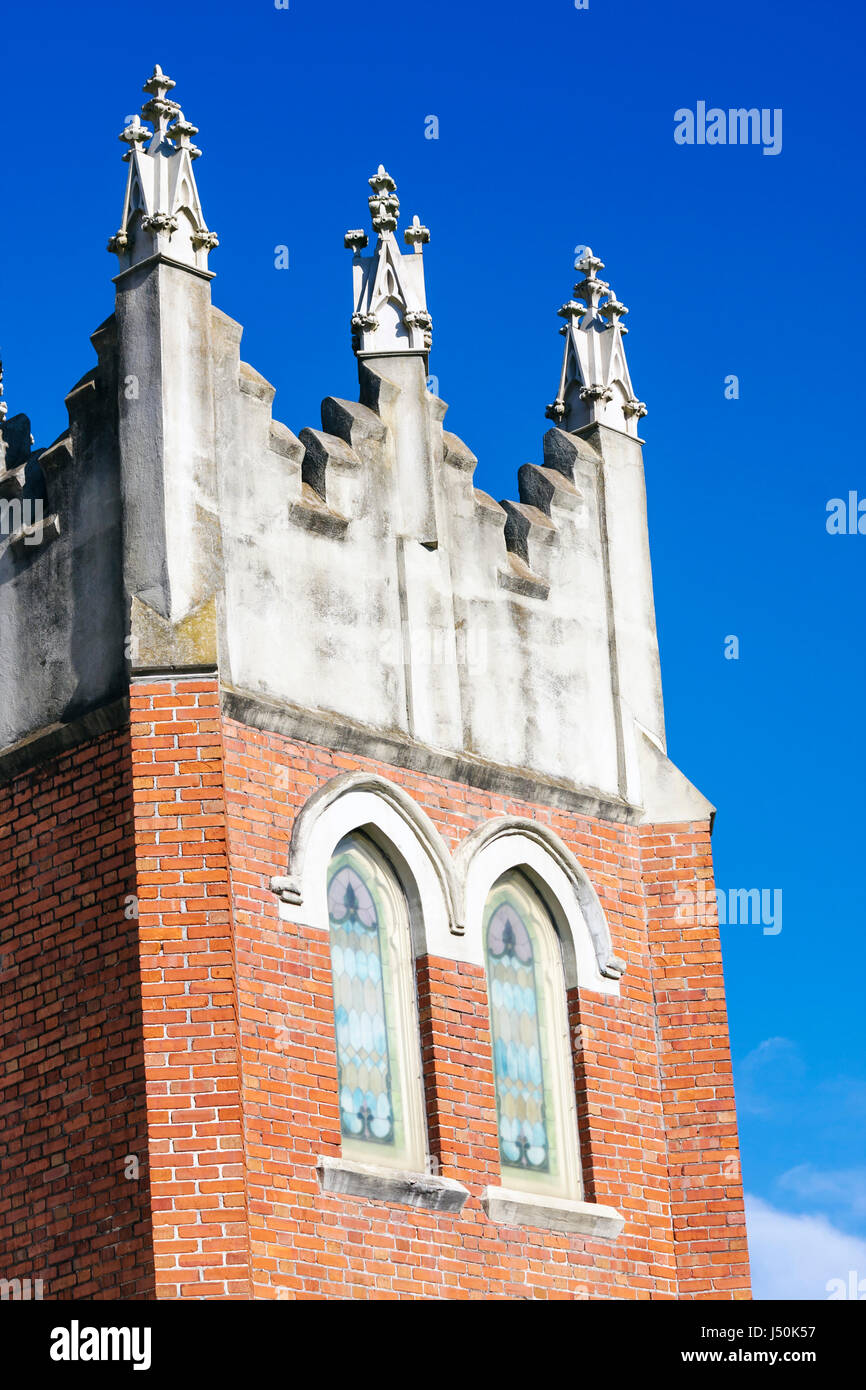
<box><xmin>0</xmin><ymin>65</ymin><xmax>711</xmax><ymax>826</ymax></box>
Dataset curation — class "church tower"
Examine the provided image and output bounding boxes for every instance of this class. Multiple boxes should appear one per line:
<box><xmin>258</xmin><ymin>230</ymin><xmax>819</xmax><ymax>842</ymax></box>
<box><xmin>0</xmin><ymin>66</ymin><xmax>750</xmax><ymax>1300</ymax></box>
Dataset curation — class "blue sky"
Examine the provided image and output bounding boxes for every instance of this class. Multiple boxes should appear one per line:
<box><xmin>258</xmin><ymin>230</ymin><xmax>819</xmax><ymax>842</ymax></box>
<box><xmin>2</xmin><ymin>0</ymin><xmax>864</xmax><ymax>1298</ymax></box>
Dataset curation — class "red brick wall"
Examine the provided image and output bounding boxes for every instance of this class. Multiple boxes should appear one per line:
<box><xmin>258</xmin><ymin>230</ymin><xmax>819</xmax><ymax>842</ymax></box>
<box><xmin>220</xmin><ymin>715</ymin><xmax>751</xmax><ymax>1300</ymax></box>
<box><xmin>129</xmin><ymin>678</ymin><xmax>250</xmax><ymax>1299</ymax></box>
<box><xmin>1</xmin><ymin>687</ymin><xmax>750</xmax><ymax>1300</ymax></box>
<box><xmin>0</xmin><ymin>727</ymin><xmax>154</xmax><ymax>1299</ymax></box>
<box><xmin>642</xmin><ymin>823</ymin><xmax>751</xmax><ymax>1298</ymax></box>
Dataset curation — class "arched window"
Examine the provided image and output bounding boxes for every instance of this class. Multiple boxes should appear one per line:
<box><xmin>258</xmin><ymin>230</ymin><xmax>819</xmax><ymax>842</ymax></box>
<box><xmin>326</xmin><ymin>831</ymin><xmax>426</xmax><ymax>1172</ymax></box>
<box><xmin>484</xmin><ymin>869</ymin><xmax>582</xmax><ymax>1199</ymax></box>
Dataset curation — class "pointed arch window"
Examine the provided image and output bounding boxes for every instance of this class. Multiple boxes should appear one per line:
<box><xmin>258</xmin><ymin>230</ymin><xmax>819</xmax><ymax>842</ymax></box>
<box><xmin>484</xmin><ymin>869</ymin><xmax>582</xmax><ymax>1199</ymax></box>
<box><xmin>326</xmin><ymin>832</ymin><xmax>426</xmax><ymax>1172</ymax></box>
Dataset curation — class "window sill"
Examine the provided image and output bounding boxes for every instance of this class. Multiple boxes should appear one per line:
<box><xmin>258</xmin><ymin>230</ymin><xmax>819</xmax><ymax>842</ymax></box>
<box><xmin>317</xmin><ymin>1156</ymin><xmax>470</xmax><ymax>1213</ymax></box>
<box><xmin>482</xmin><ymin>1185</ymin><xmax>624</xmax><ymax>1241</ymax></box>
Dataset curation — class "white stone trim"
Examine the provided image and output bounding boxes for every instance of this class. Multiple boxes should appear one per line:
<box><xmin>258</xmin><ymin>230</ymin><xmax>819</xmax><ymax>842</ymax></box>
<box><xmin>481</xmin><ymin>1186</ymin><xmax>624</xmax><ymax>1241</ymax></box>
<box><xmin>318</xmin><ymin>1156</ymin><xmax>469</xmax><ymax>1213</ymax></box>
<box><xmin>269</xmin><ymin>785</ymin><xmax>624</xmax><ymax>987</ymax></box>
<box><xmin>270</xmin><ymin>772</ymin><xmax>461</xmax><ymax>958</ymax></box>
<box><xmin>455</xmin><ymin>818</ymin><xmax>623</xmax><ymax>993</ymax></box>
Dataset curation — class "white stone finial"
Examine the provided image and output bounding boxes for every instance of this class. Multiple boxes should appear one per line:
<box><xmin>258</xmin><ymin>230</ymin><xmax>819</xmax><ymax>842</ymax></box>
<box><xmin>141</xmin><ymin>64</ymin><xmax>181</xmax><ymax>147</ymax></box>
<box><xmin>368</xmin><ymin>166</ymin><xmax>400</xmax><ymax>235</ymax></box>
<box><xmin>601</xmin><ymin>290</ymin><xmax>628</xmax><ymax>331</ymax></box>
<box><xmin>575</xmin><ymin>246</ymin><xmax>604</xmax><ymax>277</ymax></box>
<box><xmin>119</xmin><ymin>114</ymin><xmax>151</xmax><ymax>153</ymax></box>
<box><xmin>170</xmin><ymin>110</ymin><xmax>202</xmax><ymax>159</ymax></box>
<box><xmin>557</xmin><ymin>300</ymin><xmax>586</xmax><ymax>324</ymax></box>
<box><xmin>108</xmin><ymin>66</ymin><xmax>217</xmax><ymax>274</ymax></box>
<box><xmin>347</xmin><ymin>168</ymin><xmax>433</xmax><ymax>358</ymax></box>
<box><xmin>142</xmin><ymin>64</ymin><xmax>176</xmax><ymax>97</ymax></box>
<box><xmin>571</xmin><ymin>246</ymin><xmax>609</xmax><ymax>314</ymax></box>
<box><xmin>546</xmin><ymin>247</ymin><xmax>644</xmax><ymax>436</ymax></box>
<box><xmin>404</xmin><ymin>215</ymin><xmax>430</xmax><ymax>253</ymax></box>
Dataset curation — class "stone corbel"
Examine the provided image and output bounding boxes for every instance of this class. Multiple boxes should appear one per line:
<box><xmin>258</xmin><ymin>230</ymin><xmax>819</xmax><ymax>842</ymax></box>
<box><xmin>269</xmin><ymin>875</ymin><xmax>302</xmax><ymax>905</ymax></box>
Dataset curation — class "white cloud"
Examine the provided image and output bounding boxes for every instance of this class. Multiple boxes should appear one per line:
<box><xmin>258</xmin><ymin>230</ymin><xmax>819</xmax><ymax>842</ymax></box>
<box><xmin>778</xmin><ymin>1165</ymin><xmax>866</xmax><ymax>1220</ymax></box>
<box><xmin>737</xmin><ymin>1037</ymin><xmax>805</xmax><ymax>1116</ymax></box>
<box><xmin>746</xmin><ymin>1193</ymin><xmax>866</xmax><ymax>1300</ymax></box>
<box><xmin>735</xmin><ymin>1038</ymin><xmax>866</xmax><ymax>1133</ymax></box>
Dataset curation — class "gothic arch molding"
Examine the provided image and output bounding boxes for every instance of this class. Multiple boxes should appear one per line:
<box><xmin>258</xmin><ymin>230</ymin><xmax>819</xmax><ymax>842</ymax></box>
<box><xmin>455</xmin><ymin>818</ymin><xmax>625</xmax><ymax>993</ymax></box>
<box><xmin>269</xmin><ymin>771</ymin><xmax>461</xmax><ymax>954</ymax></box>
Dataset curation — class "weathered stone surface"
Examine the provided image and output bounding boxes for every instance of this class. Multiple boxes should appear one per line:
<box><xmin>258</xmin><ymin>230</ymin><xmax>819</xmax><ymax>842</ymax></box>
<box><xmin>482</xmin><ymin>1185</ymin><xmax>625</xmax><ymax>1240</ymax></box>
<box><xmin>130</xmin><ymin>594</ymin><xmax>218</xmax><ymax>671</ymax></box>
<box><xmin>318</xmin><ymin>1157</ymin><xmax>470</xmax><ymax>1213</ymax></box>
<box><xmin>442</xmin><ymin>430</ymin><xmax>477</xmax><ymax>473</ymax></box>
<box><xmin>0</xmin><ymin>86</ymin><xmax>707</xmax><ymax>829</ymax></box>
<box><xmin>299</xmin><ymin>428</ymin><xmax>360</xmax><ymax>502</ymax></box>
<box><xmin>320</xmin><ymin>396</ymin><xmax>387</xmax><ymax>465</ymax></box>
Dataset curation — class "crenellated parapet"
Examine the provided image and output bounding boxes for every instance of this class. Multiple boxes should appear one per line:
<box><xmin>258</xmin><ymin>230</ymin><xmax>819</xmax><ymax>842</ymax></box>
<box><xmin>0</xmin><ymin>76</ymin><xmax>711</xmax><ymax>827</ymax></box>
<box><xmin>0</xmin><ymin>323</ymin><xmax>126</xmax><ymax>754</ymax></box>
<box><xmin>207</xmin><ymin>206</ymin><xmax>666</xmax><ymax>811</ymax></box>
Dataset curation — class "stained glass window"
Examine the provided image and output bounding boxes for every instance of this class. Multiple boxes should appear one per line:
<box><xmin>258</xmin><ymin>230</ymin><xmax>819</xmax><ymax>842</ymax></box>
<box><xmin>327</xmin><ymin>832</ymin><xmax>424</xmax><ymax>1169</ymax></box>
<box><xmin>484</xmin><ymin>870</ymin><xmax>580</xmax><ymax>1197</ymax></box>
